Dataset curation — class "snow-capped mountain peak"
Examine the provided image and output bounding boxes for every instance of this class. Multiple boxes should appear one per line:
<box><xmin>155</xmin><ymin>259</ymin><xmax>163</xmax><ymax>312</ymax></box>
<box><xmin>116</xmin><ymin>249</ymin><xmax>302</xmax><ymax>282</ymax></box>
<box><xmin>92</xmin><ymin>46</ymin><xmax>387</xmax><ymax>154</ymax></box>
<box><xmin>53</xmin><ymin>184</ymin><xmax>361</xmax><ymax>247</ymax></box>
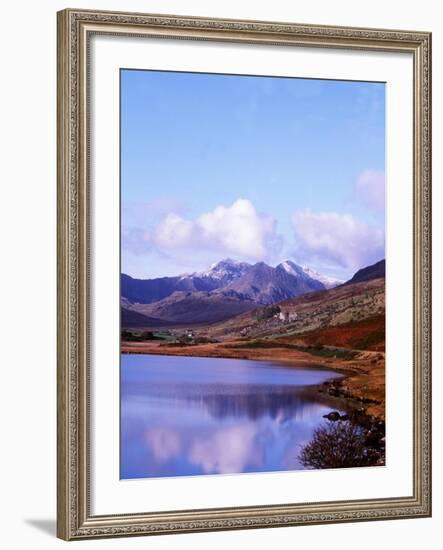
<box><xmin>301</xmin><ymin>265</ymin><xmax>343</xmax><ymax>289</ymax></box>
<box><xmin>195</xmin><ymin>258</ymin><xmax>252</xmax><ymax>281</ymax></box>
<box><xmin>277</xmin><ymin>259</ymin><xmax>342</xmax><ymax>289</ymax></box>
<box><xmin>278</xmin><ymin>259</ymin><xmax>305</xmax><ymax>277</ymax></box>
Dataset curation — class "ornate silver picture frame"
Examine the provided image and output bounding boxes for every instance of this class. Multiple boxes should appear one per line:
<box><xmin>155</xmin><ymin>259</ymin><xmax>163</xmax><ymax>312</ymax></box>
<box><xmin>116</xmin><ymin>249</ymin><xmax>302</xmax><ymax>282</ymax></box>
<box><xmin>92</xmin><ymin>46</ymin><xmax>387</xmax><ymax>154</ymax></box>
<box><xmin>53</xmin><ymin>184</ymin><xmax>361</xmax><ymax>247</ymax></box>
<box><xmin>57</xmin><ymin>8</ymin><xmax>431</xmax><ymax>540</ymax></box>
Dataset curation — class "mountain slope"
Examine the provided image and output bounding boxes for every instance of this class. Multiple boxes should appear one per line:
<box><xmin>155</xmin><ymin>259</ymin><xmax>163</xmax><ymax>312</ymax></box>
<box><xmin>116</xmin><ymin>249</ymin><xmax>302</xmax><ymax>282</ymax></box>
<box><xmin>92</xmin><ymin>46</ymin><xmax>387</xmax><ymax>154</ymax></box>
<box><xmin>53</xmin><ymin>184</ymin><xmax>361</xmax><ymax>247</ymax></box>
<box><xmin>121</xmin><ymin>259</ymin><xmax>252</xmax><ymax>305</ymax></box>
<box><xmin>220</xmin><ymin>261</ymin><xmax>324</xmax><ymax>305</ymax></box>
<box><xmin>299</xmin><ymin>265</ymin><xmax>343</xmax><ymax>289</ymax></box>
<box><xmin>121</xmin><ymin>307</ymin><xmax>171</xmax><ymax>328</ymax></box>
<box><xmin>343</xmin><ymin>259</ymin><xmax>385</xmax><ymax>286</ymax></box>
<box><xmin>207</xmin><ymin>277</ymin><xmax>385</xmax><ymax>341</ymax></box>
<box><xmin>128</xmin><ymin>290</ymin><xmax>257</xmax><ymax>325</ymax></box>
<box><xmin>121</xmin><ymin>273</ymin><xmax>215</xmax><ymax>304</ymax></box>
<box><xmin>277</xmin><ymin>260</ymin><xmax>344</xmax><ymax>289</ymax></box>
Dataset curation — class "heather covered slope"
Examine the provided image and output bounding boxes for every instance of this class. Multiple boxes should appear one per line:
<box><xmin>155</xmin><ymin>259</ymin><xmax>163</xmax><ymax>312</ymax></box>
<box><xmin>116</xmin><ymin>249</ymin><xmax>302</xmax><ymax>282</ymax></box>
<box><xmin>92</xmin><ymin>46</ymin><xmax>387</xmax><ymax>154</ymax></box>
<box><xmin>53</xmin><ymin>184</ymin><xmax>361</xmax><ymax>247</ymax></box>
<box><xmin>294</xmin><ymin>315</ymin><xmax>385</xmax><ymax>352</ymax></box>
<box><xmin>206</xmin><ymin>277</ymin><xmax>385</xmax><ymax>344</ymax></box>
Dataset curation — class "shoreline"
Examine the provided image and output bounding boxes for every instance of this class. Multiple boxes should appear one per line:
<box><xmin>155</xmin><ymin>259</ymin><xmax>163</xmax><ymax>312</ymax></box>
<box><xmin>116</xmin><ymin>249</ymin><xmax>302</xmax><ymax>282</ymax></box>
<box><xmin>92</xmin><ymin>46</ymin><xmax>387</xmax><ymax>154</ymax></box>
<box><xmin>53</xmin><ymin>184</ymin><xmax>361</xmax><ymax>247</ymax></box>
<box><xmin>121</xmin><ymin>340</ymin><xmax>385</xmax><ymax>420</ymax></box>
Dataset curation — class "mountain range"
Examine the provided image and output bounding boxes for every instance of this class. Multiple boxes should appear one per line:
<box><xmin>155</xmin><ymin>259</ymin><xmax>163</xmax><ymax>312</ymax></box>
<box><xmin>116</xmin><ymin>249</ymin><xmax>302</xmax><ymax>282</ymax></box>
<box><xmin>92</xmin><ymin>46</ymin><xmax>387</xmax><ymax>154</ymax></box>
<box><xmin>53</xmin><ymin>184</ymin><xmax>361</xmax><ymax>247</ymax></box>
<box><xmin>121</xmin><ymin>259</ymin><xmax>336</xmax><ymax>326</ymax></box>
<box><xmin>121</xmin><ymin>258</ymin><xmax>383</xmax><ymax>327</ymax></box>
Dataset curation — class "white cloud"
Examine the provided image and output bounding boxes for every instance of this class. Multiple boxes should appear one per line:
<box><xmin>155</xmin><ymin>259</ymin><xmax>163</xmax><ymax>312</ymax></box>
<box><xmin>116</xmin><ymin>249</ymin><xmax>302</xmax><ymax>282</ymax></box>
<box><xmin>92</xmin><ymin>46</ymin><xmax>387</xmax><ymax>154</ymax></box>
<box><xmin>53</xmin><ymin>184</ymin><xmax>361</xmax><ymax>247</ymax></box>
<box><xmin>155</xmin><ymin>213</ymin><xmax>194</xmax><ymax>248</ymax></box>
<box><xmin>356</xmin><ymin>170</ymin><xmax>385</xmax><ymax>212</ymax></box>
<box><xmin>292</xmin><ymin>209</ymin><xmax>384</xmax><ymax>272</ymax></box>
<box><xmin>154</xmin><ymin>198</ymin><xmax>282</xmax><ymax>261</ymax></box>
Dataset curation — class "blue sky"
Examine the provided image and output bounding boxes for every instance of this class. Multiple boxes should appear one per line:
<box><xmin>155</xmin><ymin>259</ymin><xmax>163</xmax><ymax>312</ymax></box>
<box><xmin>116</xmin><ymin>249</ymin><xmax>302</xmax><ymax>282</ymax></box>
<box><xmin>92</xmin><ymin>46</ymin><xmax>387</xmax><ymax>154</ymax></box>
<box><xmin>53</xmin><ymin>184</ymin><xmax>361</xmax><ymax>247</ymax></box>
<box><xmin>121</xmin><ymin>69</ymin><xmax>385</xmax><ymax>280</ymax></box>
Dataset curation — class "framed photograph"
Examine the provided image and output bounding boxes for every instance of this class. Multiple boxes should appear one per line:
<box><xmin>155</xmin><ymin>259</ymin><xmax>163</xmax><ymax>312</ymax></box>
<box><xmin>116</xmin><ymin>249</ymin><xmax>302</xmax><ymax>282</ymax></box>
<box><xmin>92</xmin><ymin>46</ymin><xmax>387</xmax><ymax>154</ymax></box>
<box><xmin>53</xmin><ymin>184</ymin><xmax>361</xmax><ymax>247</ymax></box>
<box><xmin>57</xmin><ymin>8</ymin><xmax>432</xmax><ymax>540</ymax></box>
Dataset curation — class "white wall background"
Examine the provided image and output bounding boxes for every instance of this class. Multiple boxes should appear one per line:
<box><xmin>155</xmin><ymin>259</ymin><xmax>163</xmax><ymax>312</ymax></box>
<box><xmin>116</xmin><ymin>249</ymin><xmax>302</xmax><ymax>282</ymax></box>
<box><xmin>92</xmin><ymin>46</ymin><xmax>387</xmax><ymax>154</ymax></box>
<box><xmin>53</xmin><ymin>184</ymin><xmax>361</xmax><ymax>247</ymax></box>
<box><xmin>0</xmin><ymin>0</ymin><xmax>440</xmax><ymax>548</ymax></box>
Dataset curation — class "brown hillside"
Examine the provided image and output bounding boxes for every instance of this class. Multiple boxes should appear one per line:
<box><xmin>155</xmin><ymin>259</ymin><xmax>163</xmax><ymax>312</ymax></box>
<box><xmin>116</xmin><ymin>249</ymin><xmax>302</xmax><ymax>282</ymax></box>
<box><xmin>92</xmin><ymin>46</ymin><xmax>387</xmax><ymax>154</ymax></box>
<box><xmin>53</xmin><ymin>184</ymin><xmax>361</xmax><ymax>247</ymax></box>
<box><xmin>206</xmin><ymin>278</ymin><xmax>385</xmax><ymax>341</ymax></box>
<box><xmin>280</xmin><ymin>314</ymin><xmax>385</xmax><ymax>352</ymax></box>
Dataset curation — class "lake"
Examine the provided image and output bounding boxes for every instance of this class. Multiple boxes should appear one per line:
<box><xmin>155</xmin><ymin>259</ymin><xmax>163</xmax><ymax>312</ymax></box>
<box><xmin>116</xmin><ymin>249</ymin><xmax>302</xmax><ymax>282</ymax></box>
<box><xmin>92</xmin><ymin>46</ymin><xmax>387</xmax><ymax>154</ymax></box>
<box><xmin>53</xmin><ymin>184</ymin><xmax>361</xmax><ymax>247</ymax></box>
<box><xmin>120</xmin><ymin>354</ymin><xmax>343</xmax><ymax>479</ymax></box>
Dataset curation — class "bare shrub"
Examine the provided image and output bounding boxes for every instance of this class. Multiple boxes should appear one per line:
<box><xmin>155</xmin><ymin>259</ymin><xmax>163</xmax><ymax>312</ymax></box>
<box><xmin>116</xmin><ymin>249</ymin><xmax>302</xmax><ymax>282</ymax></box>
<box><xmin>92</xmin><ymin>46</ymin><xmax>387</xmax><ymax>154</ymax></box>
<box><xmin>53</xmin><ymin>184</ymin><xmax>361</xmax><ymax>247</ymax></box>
<box><xmin>255</xmin><ymin>305</ymin><xmax>281</xmax><ymax>321</ymax></box>
<box><xmin>299</xmin><ymin>420</ymin><xmax>376</xmax><ymax>469</ymax></box>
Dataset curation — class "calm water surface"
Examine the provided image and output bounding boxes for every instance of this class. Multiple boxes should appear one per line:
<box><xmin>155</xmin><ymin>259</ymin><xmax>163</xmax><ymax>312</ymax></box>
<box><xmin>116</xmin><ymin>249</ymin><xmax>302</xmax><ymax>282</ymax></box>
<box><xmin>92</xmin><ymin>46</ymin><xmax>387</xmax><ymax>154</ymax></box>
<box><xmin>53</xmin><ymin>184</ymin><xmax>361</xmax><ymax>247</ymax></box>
<box><xmin>121</xmin><ymin>354</ymin><xmax>343</xmax><ymax>479</ymax></box>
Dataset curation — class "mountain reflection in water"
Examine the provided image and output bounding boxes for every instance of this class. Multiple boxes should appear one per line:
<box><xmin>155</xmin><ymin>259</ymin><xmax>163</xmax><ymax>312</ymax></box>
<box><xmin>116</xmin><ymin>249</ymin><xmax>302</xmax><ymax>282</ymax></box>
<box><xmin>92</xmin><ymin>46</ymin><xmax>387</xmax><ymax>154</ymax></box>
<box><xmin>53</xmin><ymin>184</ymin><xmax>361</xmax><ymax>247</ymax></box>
<box><xmin>121</xmin><ymin>354</ymin><xmax>343</xmax><ymax>479</ymax></box>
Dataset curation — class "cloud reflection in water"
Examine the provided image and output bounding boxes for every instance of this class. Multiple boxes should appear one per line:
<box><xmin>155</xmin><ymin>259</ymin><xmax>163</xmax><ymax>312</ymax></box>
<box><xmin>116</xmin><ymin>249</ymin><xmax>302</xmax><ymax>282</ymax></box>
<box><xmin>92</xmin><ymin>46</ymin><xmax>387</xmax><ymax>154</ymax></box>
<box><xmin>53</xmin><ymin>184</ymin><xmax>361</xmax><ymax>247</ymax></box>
<box><xmin>121</xmin><ymin>354</ymin><xmax>343</xmax><ymax>479</ymax></box>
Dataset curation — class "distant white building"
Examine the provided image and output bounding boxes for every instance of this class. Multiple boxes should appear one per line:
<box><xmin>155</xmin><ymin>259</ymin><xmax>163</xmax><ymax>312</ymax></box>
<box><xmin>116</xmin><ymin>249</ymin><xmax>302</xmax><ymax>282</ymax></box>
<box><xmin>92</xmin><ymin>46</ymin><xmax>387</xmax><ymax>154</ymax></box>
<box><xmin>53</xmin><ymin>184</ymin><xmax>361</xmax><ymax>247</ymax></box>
<box><xmin>277</xmin><ymin>310</ymin><xmax>298</xmax><ymax>323</ymax></box>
